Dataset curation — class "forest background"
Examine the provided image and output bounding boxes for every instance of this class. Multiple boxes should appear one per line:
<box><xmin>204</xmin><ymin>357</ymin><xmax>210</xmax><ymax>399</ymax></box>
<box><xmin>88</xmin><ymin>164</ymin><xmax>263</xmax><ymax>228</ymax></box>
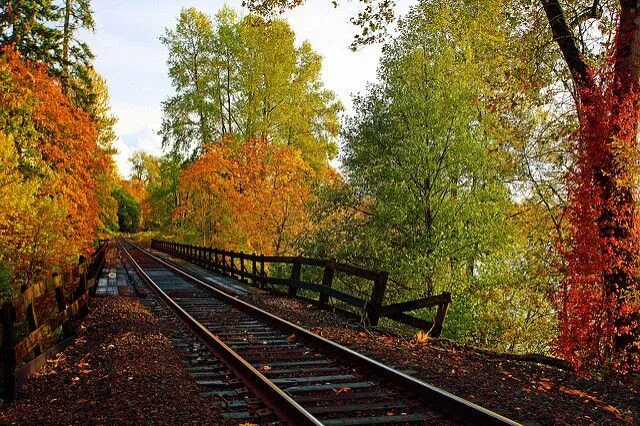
<box><xmin>1</xmin><ymin>0</ymin><xmax>638</xmax><ymax>375</ymax></box>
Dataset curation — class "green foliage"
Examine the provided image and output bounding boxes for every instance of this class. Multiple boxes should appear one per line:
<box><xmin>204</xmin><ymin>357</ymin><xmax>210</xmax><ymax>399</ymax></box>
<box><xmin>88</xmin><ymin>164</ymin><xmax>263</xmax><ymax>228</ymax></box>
<box><xmin>0</xmin><ymin>261</ymin><xmax>13</xmax><ymax>301</ymax></box>
<box><xmin>0</xmin><ymin>0</ymin><xmax>61</xmax><ymax>64</ymax></box>
<box><xmin>113</xmin><ymin>187</ymin><xmax>141</xmax><ymax>233</ymax></box>
<box><xmin>159</xmin><ymin>7</ymin><xmax>341</xmax><ymax>169</ymax></box>
<box><xmin>0</xmin><ymin>0</ymin><xmax>97</xmax><ymax>110</ymax></box>
<box><xmin>299</xmin><ymin>0</ymin><xmax>561</xmax><ymax>353</ymax></box>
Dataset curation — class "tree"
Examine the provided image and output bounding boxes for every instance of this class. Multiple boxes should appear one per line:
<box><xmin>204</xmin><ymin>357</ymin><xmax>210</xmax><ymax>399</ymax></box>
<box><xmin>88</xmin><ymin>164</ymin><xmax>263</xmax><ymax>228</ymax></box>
<box><xmin>0</xmin><ymin>0</ymin><xmax>61</xmax><ymax>64</ymax></box>
<box><xmin>342</xmin><ymin>1</ymin><xmax>510</xmax><ymax>338</ymax></box>
<box><xmin>113</xmin><ymin>187</ymin><xmax>141</xmax><ymax>233</ymax></box>
<box><xmin>160</xmin><ymin>7</ymin><xmax>217</xmax><ymax>156</ymax></box>
<box><xmin>178</xmin><ymin>136</ymin><xmax>314</xmax><ymax>254</ymax></box>
<box><xmin>60</xmin><ymin>0</ymin><xmax>95</xmax><ymax>98</ymax></box>
<box><xmin>539</xmin><ymin>0</ymin><xmax>640</xmax><ymax>373</ymax></box>
<box><xmin>0</xmin><ymin>47</ymin><xmax>111</xmax><ymax>284</ymax></box>
<box><xmin>236</xmin><ymin>15</ymin><xmax>341</xmax><ymax>169</ymax></box>
<box><xmin>1</xmin><ymin>0</ymin><xmax>97</xmax><ymax>109</ymax></box>
<box><xmin>160</xmin><ymin>7</ymin><xmax>341</xmax><ymax>168</ymax></box>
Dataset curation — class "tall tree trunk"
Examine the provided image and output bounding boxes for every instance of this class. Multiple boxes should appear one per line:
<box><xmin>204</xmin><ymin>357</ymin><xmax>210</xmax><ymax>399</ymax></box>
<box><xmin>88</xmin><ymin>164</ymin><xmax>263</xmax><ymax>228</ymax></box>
<box><xmin>62</xmin><ymin>0</ymin><xmax>71</xmax><ymax>93</ymax></box>
<box><xmin>541</xmin><ymin>0</ymin><xmax>640</xmax><ymax>372</ymax></box>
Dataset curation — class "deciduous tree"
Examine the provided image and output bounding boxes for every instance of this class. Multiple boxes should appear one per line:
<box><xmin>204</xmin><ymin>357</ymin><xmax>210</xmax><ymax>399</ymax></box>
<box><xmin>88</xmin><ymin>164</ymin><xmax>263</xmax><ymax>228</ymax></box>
<box><xmin>540</xmin><ymin>0</ymin><xmax>640</xmax><ymax>373</ymax></box>
<box><xmin>160</xmin><ymin>7</ymin><xmax>341</xmax><ymax>169</ymax></box>
<box><xmin>0</xmin><ymin>47</ymin><xmax>111</xmax><ymax>284</ymax></box>
<box><xmin>178</xmin><ymin>136</ymin><xmax>314</xmax><ymax>255</ymax></box>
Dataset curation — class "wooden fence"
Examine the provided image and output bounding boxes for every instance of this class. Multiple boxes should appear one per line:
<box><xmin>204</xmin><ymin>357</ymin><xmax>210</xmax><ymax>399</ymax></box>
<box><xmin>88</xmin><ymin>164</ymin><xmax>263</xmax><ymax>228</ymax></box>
<box><xmin>151</xmin><ymin>239</ymin><xmax>450</xmax><ymax>337</ymax></box>
<box><xmin>1</xmin><ymin>241</ymin><xmax>108</xmax><ymax>403</ymax></box>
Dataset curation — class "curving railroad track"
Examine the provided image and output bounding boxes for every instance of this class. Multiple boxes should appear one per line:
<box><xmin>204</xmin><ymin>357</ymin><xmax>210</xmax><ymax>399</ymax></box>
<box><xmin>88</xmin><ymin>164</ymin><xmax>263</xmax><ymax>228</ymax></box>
<box><xmin>118</xmin><ymin>238</ymin><xmax>520</xmax><ymax>426</ymax></box>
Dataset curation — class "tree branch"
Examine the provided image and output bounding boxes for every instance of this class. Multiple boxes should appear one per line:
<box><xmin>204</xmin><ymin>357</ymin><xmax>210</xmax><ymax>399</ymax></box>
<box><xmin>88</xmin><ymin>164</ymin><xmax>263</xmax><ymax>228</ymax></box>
<box><xmin>569</xmin><ymin>0</ymin><xmax>602</xmax><ymax>27</ymax></box>
<box><xmin>540</xmin><ymin>0</ymin><xmax>592</xmax><ymax>88</ymax></box>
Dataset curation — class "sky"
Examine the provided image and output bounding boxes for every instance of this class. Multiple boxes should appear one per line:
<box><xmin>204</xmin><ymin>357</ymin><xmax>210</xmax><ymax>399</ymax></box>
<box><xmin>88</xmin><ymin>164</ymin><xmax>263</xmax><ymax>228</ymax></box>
<box><xmin>84</xmin><ymin>1</ymin><xmax>412</xmax><ymax>177</ymax></box>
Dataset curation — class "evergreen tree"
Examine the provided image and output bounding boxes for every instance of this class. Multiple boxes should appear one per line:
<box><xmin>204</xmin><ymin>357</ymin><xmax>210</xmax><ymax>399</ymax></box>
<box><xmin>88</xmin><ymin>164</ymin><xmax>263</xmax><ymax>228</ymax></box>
<box><xmin>60</xmin><ymin>0</ymin><xmax>95</xmax><ymax>108</ymax></box>
<box><xmin>0</xmin><ymin>0</ymin><xmax>62</xmax><ymax>64</ymax></box>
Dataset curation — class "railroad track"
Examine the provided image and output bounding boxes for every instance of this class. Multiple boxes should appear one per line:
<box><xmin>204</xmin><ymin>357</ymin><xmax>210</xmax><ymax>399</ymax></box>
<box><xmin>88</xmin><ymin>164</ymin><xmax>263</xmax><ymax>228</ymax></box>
<box><xmin>118</xmin><ymin>239</ymin><xmax>520</xmax><ymax>426</ymax></box>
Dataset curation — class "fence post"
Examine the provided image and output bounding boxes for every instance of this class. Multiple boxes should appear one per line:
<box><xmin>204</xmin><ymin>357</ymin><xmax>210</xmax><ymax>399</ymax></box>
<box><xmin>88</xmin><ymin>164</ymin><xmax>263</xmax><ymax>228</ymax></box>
<box><xmin>78</xmin><ymin>256</ymin><xmax>89</xmax><ymax>319</ymax></box>
<box><xmin>221</xmin><ymin>251</ymin><xmax>226</xmax><ymax>274</ymax></box>
<box><xmin>240</xmin><ymin>255</ymin><xmax>246</xmax><ymax>283</ymax></box>
<box><xmin>79</xmin><ymin>256</ymin><xmax>88</xmax><ymax>293</ymax></box>
<box><xmin>1</xmin><ymin>302</ymin><xmax>17</xmax><ymax>403</ymax></box>
<box><xmin>252</xmin><ymin>257</ymin><xmax>258</xmax><ymax>287</ymax></box>
<box><xmin>367</xmin><ymin>271</ymin><xmax>388</xmax><ymax>327</ymax></box>
<box><xmin>318</xmin><ymin>262</ymin><xmax>334</xmax><ymax>307</ymax></box>
<box><xmin>260</xmin><ymin>254</ymin><xmax>266</xmax><ymax>289</ymax></box>
<box><xmin>53</xmin><ymin>274</ymin><xmax>73</xmax><ymax>337</ymax></box>
<box><xmin>22</xmin><ymin>282</ymin><xmax>41</xmax><ymax>356</ymax></box>
<box><xmin>289</xmin><ymin>257</ymin><xmax>302</xmax><ymax>297</ymax></box>
<box><xmin>231</xmin><ymin>252</ymin><xmax>237</xmax><ymax>280</ymax></box>
<box><xmin>430</xmin><ymin>292</ymin><xmax>451</xmax><ymax>337</ymax></box>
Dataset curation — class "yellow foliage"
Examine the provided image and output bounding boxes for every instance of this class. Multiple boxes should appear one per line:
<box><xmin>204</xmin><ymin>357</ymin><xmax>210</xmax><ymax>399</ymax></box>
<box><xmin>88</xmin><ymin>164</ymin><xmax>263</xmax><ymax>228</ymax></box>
<box><xmin>178</xmin><ymin>137</ymin><xmax>315</xmax><ymax>255</ymax></box>
<box><xmin>415</xmin><ymin>331</ymin><xmax>429</xmax><ymax>344</ymax></box>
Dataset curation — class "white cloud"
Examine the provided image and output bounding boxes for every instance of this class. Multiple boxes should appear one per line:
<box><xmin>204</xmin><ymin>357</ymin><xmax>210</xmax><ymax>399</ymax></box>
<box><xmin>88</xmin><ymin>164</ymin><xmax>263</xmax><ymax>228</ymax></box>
<box><xmin>109</xmin><ymin>103</ymin><xmax>163</xmax><ymax>177</ymax></box>
<box><xmin>112</xmin><ymin>102</ymin><xmax>163</xmax><ymax>136</ymax></box>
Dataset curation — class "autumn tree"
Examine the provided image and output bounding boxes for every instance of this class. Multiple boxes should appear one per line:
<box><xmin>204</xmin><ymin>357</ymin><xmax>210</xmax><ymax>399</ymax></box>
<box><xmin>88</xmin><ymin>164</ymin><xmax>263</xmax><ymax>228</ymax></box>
<box><xmin>0</xmin><ymin>47</ymin><xmax>111</xmax><ymax>287</ymax></box>
<box><xmin>178</xmin><ymin>137</ymin><xmax>314</xmax><ymax>255</ymax></box>
<box><xmin>160</xmin><ymin>7</ymin><xmax>341</xmax><ymax>168</ymax></box>
<box><xmin>538</xmin><ymin>0</ymin><xmax>640</xmax><ymax>373</ymax></box>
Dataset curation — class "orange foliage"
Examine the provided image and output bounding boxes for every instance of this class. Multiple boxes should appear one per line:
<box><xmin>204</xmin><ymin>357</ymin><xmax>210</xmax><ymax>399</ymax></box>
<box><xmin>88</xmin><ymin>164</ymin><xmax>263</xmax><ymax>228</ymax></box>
<box><xmin>559</xmin><ymin>63</ymin><xmax>640</xmax><ymax>375</ymax></box>
<box><xmin>178</xmin><ymin>137</ymin><xmax>314</xmax><ymax>254</ymax></box>
<box><xmin>0</xmin><ymin>47</ymin><xmax>110</xmax><ymax>282</ymax></box>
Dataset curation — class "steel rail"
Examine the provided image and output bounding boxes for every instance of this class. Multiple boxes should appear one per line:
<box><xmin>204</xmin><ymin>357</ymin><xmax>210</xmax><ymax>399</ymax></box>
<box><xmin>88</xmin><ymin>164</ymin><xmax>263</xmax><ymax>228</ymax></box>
<box><xmin>118</xmin><ymin>238</ymin><xmax>322</xmax><ymax>425</ymax></box>
<box><xmin>123</xmin><ymin>238</ymin><xmax>522</xmax><ymax>426</ymax></box>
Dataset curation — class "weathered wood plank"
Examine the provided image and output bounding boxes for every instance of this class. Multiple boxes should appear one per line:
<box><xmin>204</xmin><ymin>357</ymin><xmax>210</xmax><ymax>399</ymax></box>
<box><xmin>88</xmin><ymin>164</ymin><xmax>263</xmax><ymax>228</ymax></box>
<box><xmin>380</xmin><ymin>293</ymin><xmax>451</xmax><ymax>317</ymax></box>
<box><xmin>384</xmin><ymin>312</ymin><xmax>434</xmax><ymax>331</ymax></box>
<box><xmin>15</xmin><ymin>277</ymin><xmax>63</xmax><ymax>317</ymax></box>
<box><xmin>267</xmin><ymin>277</ymin><xmax>367</xmax><ymax>308</ymax></box>
<box><xmin>15</xmin><ymin>323</ymin><xmax>51</xmax><ymax>362</ymax></box>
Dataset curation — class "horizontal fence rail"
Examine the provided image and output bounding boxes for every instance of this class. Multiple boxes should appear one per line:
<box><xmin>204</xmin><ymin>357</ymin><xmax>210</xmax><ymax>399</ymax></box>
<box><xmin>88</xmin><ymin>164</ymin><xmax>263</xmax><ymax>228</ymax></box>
<box><xmin>151</xmin><ymin>239</ymin><xmax>451</xmax><ymax>337</ymax></box>
<box><xmin>1</xmin><ymin>241</ymin><xmax>108</xmax><ymax>403</ymax></box>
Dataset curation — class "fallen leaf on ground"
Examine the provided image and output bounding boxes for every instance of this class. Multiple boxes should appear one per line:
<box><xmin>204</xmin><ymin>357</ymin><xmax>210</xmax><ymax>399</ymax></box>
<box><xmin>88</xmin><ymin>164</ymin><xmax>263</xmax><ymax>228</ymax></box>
<box><xmin>257</xmin><ymin>365</ymin><xmax>271</xmax><ymax>371</ymax></box>
<box><xmin>560</xmin><ymin>386</ymin><xmax>602</xmax><ymax>403</ymax></box>
<box><xmin>415</xmin><ymin>331</ymin><xmax>429</xmax><ymax>344</ymax></box>
<box><xmin>334</xmin><ymin>386</ymin><xmax>351</xmax><ymax>395</ymax></box>
<box><xmin>602</xmin><ymin>405</ymin><xmax>622</xmax><ymax>417</ymax></box>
